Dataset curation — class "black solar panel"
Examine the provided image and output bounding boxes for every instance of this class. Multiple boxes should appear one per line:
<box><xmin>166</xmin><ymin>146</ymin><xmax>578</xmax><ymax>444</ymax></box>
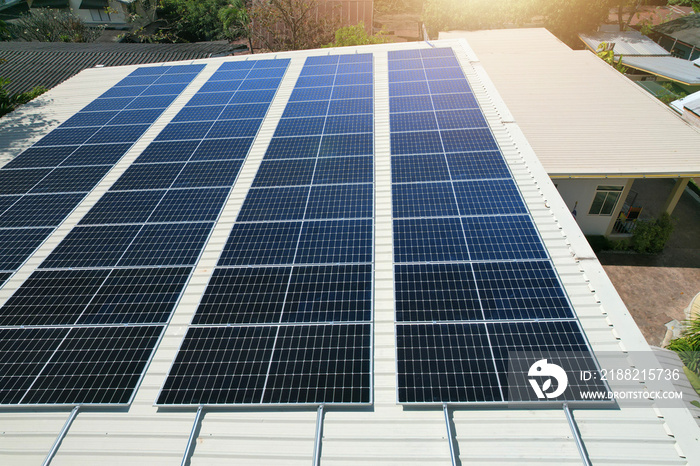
<box><xmin>388</xmin><ymin>48</ymin><xmax>605</xmax><ymax>405</ymax></box>
<box><xmin>0</xmin><ymin>58</ymin><xmax>290</xmax><ymax>406</ymax></box>
<box><xmin>158</xmin><ymin>53</ymin><xmax>374</xmax><ymax>406</ymax></box>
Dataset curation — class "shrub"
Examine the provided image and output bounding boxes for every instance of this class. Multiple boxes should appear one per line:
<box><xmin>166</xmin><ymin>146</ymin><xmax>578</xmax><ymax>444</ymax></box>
<box><xmin>325</xmin><ymin>22</ymin><xmax>388</xmax><ymax>47</ymax></box>
<box><xmin>6</xmin><ymin>9</ymin><xmax>103</xmax><ymax>42</ymax></box>
<box><xmin>630</xmin><ymin>212</ymin><xmax>674</xmax><ymax>254</ymax></box>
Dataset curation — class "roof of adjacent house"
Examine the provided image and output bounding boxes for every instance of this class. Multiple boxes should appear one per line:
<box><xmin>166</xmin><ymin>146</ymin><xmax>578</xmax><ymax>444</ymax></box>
<box><xmin>579</xmin><ymin>29</ymin><xmax>671</xmax><ymax>56</ymax></box>
<box><xmin>0</xmin><ymin>37</ymin><xmax>699</xmax><ymax>465</ymax></box>
<box><xmin>671</xmin><ymin>90</ymin><xmax>700</xmax><ymax>116</ymax></box>
<box><xmin>654</xmin><ymin>13</ymin><xmax>700</xmax><ymax>47</ymax></box>
<box><xmin>622</xmin><ymin>55</ymin><xmax>700</xmax><ymax>85</ymax></box>
<box><xmin>441</xmin><ymin>28</ymin><xmax>700</xmax><ymax>178</ymax></box>
<box><xmin>0</xmin><ymin>41</ymin><xmax>243</xmax><ymax>97</ymax></box>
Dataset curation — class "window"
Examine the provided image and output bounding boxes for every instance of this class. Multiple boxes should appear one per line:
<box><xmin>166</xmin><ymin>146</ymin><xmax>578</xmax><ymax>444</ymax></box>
<box><xmin>90</xmin><ymin>9</ymin><xmax>111</xmax><ymax>21</ymax></box>
<box><xmin>588</xmin><ymin>185</ymin><xmax>623</xmax><ymax>216</ymax></box>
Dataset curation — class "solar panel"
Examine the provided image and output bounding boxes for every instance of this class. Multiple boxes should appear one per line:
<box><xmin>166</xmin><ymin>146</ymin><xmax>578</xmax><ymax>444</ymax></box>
<box><xmin>158</xmin><ymin>53</ymin><xmax>375</xmax><ymax>406</ymax></box>
<box><xmin>0</xmin><ymin>64</ymin><xmax>204</xmax><ymax>290</ymax></box>
<box><xmin>388</xmin><ymin>48</ymin><xmax>606</xmax><ymax>405</ymax></box>
<box><xmin>0</xmin><ymin>58</ymin><xmax>290</xmax><ymax>406</ymax></box>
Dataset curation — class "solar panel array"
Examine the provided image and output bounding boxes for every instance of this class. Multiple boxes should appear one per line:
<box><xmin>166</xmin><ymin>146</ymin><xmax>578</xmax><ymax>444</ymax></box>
<box><xmin>0</xmin><ymin>59</ymin><xmax>289</xmax><ymax>405</ymax></box>
<box><xmin>388</xmin><ymin>48</ymin><xmax>605</xmax><ymax>404</ymax></box>
<box><xmin>157</xmin><ymin>53</ymin><xmax>374</xmax><ymax>406</ymax></box>
<box><xmin>0</xmin><ymin>64</ymin><xmax>203</xmax><ymax>290</ymax></box>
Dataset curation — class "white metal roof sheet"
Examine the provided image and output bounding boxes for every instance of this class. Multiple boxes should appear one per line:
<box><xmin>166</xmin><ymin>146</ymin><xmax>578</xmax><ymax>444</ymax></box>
<box><xmin>623</xmin><ymin>55</ymin><xmax>700</xmax><ymax>85</ymax></box>
<box><xmin>441</xmin><ymin>28</ymin><xmax>700</xmax><ymax>177</ymax></box>
<box><xmin>580</xmin><ymin>30</ymin><xmax>671</xmax><ymax>56</ymax></box>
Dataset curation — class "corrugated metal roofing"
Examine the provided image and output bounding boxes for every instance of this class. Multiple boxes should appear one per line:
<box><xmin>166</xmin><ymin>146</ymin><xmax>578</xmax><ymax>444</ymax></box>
<box><xmin>0</xmin><ymin>41</ymin><xmax>241</xmax><ymax>97</ymax></box>
<box><xmin>580</xmin><ymin>30</ymin><xmax>671</xmax><ymax>56</ymax></box>
<box><xmin>654</xmin><ymin>13</ymin><xmax>700</xmax><ymax>48</ymax></box>
<box><xmin>622</xmin><ymin>55</ymin><xmax>700</xmax><ymax>85</ymax></box>
<box><xmin>0</xmin><ymin>38</ymin><xmax>699</xmax><ymax>465</ymax></box>
<box><xmin>671</xmin><ymin>90</ymin><xmax>700</xmax><ymax>115</ymax></box>
<box><xmin>441</xmin><ymin>28</ymin><xmax>700</xmax><ymax>177</ymax></box>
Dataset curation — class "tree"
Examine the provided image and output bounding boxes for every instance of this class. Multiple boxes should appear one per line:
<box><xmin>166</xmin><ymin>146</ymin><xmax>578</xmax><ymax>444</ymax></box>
<box><xmin>325</xmin><ymin>22</ymin><xmax>388</xmax><ymax>47</ymax></box>
<box><xmin>422</xmin><ymin>0</ymin><xmax>536</xmax><ymax>38</ymax></box>
<box><xmin>539</xmin><ymin>0</ymin><xmax>613</xmax><ymax>45</ymax></box>
<box><xmin>219</xmin><ymin>0</ymin><xmax>254</xmax><ymax>52</ymax></box>
<box><xmin>158</xmin><ymin>0</ymin><xmax>230</xmax><ymax>42</ymax></box>
<box><xmin>4</xmin><ymin>9</ymin><xmax>104</xmax><ymax>42</ymax></box>
<box><xmin>248</xmin><ymin>0</ymin><xmax>340</xmax><ymax>52</ymax></box>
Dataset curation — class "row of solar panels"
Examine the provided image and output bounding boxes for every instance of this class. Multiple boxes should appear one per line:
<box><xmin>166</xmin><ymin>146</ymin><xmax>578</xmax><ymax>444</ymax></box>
<box><xmin>0</xmin><ymin>48</ymin><xmax>605</xmax><ymax>407</ymax></box>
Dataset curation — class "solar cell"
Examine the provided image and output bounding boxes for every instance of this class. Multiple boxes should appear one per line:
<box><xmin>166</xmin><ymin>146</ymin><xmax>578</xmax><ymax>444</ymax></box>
<box><xmin>0</xmin><ymin>228</ymin><xmax>54</xmax><ymax>270</ymax></box>
<box><xmin>0</xmin><ymin>193</ymin><xmax>85</xmax><ymax>227</ymax></box>
<box><xmin>218</xmin><ymin>221</ymin><xmax>303</xmax><ymax>265</ymax></box>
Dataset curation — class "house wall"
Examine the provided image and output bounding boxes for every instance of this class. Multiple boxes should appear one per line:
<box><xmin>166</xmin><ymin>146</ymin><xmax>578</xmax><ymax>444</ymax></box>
<box><xmin>69</xmin><ymin>0</ymin><xmax>128</xmax><ymax>25</ymax></box>
<box><xmin>554</xmin><ymin>178</ymin><xmax>632</xmax><ymax>236</ymax></box>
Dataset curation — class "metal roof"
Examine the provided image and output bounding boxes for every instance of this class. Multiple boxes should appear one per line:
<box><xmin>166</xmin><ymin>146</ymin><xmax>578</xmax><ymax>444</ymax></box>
<box><xmin>0</xmin><ymin>41</ymin><xmax>242</xmax><ymax>97</ymax></box>
<box><xmin>580</xmin><ymin>30</ymin><xmax>671</xmax><ymax>56</ymax></box>
<box><xmin>441</xmin><ymin>28</ymin><xmax>700</xmax><ymax>177</ymax></box>
<box><xmin>622</xmin><ymin>55</ymin><xmax>700</xmax><ymax>85</ymax></box>
<box><xmin>671</xmin><ymin>90</ymin><xmax>700</xmax><ymax>115</ymax></box>
<box><xmin>0</xmin><ymin>39</ymin><xmax>699</xmax><ymax>465</ymax></box>
<box><xmin>654</xmin><ymin>13</ymin><xmax>700</xmax><ymax>48</ymax></box>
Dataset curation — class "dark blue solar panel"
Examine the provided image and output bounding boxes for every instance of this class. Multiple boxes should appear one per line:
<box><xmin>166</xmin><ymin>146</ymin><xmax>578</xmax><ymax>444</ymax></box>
<box><xmin>107</xmin><ymin>109</ymin><xmax>163</xmax><ymax>126</ymax></box>
<box><xmin>194</xmin><ymin>267</ymin><xmax>291</xmax><ymax>324</ymax></box>
<box><xmin>155</xmin><ymin>121</ymin><xmax>213</xmax><ymax>141</ymax></box>
<box><xmin>306</xmin><ymin>184</ymin><xmax>372</xmax><ymax>219</ymax></box>
<box><xmin>282</xmin><ymin>265</ymin><xmax>372</xmax><ymax>323</ymax></box>
<box><xmin>388</xmin><ymin>47</ymin><xmax>600</xmax><ymax>405</ymax></box>
<box><xmin>29</xmin><ymin>165</ymin><xmax>111</xmax><ymax>193</ymax></box>
<box><xmin>295</xmin><ymin>219</ymin><xmax>372</xmax><ymax>263</ymax></box>
<box><xmin>0</xmin><ymin>228</ymin><xmax>54</xmax><ymax>270</ymax></box>
<box><xmin>237</xmin><ymin>187</ymin><xmax>309</xmax><ymax>221</ymax></box>
<box><xmin>395</xmin><ymin>263</ymin><xmax>481</xmax><ymax>322</ymax></box>
<box><xmin>60</xmin><ymin>111</ymin><xmax>117</xmax><ymax>128</ymax></box>
<box><xmin>83</xmin><ymin>97</ymin><xmax>134</xmax><ymax>112</ymax></box>
<box><xmin>445</xmin><ymin>152</ymin><xmax>511</xmax><ymax>180</ymax></box>
<box><xmin>191</xmin><ymin>138</ymin><xmax>253</xmax><ymax>161</ymax></box>
<box><xmin>140</xmin><ymin>83</ymin><xmax>189</xmax><ymax>96</ymax></box>
<box><xmin>393</xmin><ymin>217</ymin><xmax>469</xmax><ymax>263</ymax></box>
<box><xmin>0</xmin><ymin>169</ymin><xmax>51</xmax><ymax>195</ymax></box>
<box><xmin>319</xmin><ymin>133</ymin><xmax>373</xmax><ymax>157</ymax></box>
<box><xmin>471</xmin><ymin>261</ymin><xmax>573</xmax><ymax>320</ymax></box>
<box><xmin>207</xmin><ymin>119</ymin><xmax>262</xmax><ymax>138</ymax></box>
<box><xmin>172</xmin><ymin>160</ymin><xmax>244</xmax><ymax>188</ymax></box>
<box><xmin>0</xmin><ymin>193</ymin><xmax>85</xmax><ymax>227</ymax></box>
<box><xmin>60</xmin><ymin>143</ymin><xmax>131</xmax><ymax>167</ymax></box>
<box><xmin>40</xmin><ymin>224</ymin><xmax>141</xmax><ymax>269</ymax></box>
<box><xmin>252</xmin><ymin>159</ymin><xmax>316</xmax><ymax>187</ymax></box>
<box><xmin>390</xmin><ymin>131</ymin><xmax>443</xmax><ymax>155</ymax></box>
<box><xmin>313</xmin><ymin>156</ymin><xmax>373</xmax><ymax>184</ymax></box>
<box><xmin>391</xmin><ymin>154</ymin><xmax>450</xmax><ymax>183</ymax></box>
<box><xmin>159</xmin><ymin>53</ymin><xmax>373</xmax><ymax>406</ymax></box>
<box><xmin>392</xmin><ymin>182</ymin><xmax>458</xmax><ymax>218</ymax></box>
<box><xmin>397</xmin><ymin>323</ymin><xmax>501</xmax><ymax>403</ymax></box>
<box><xmin>117</xmin><ymin>222</ymin><xmax>212</xmax><ymax>267</ymax></box>
<box><xmin>4</xmin><ymin>146</ymin><xmax>78</xmax><ymax>169</ymax></box>
<box><xmin>229</xmin><ymin>89</ymin><xmax>277</xmax><ymax>104</ymax></box>
<box><xmin>79</xmin><ymin>190</ymin><xmax>165</xmax><ymax>225</ymax></box>
<box><xmin>219</xmin><ymin>103</ymin><xmax>270</xmax><ymax>119</ymax></box>
<box><xmin>461</xmin><ymin>215</ymin><xmax>548</xmax><ymax>261</ymax></box>
<box><xmin>218</xmin><ymin>221</ymin><xmax>303</xmax><ymax>266</ymax></box>
<box><xmin>34</xmin><ymin>127</ymin><xmax>99</xmax><ymax>147</ymax></box>
<box><xmin>135</xmin><ymin>141</ymin><xmax>200</xmax><ymax>163</ymax></box>
<box><xmin>109</xmin><ymin>162</ymin><xmax>183</xmax><ymax>191</ymax></box>
<box><xmin>453</xmin><ymin>179</ymin><xmax>527</xmax><ymax>215</ymax></box>
<box><xmin>127</xmin><ymin>95</ymin><xmax>177</xmax><ymax>109</ymax></box>
<box><xmin>101</xmin><ymin>86</ymin><xmax>147</xmax><ymax>98</ymax></box>
<box><xmin>266</xmin><ymin>136</ymin><xmax>321</xmax><ymax>159</ymax></box>
<box><xmin>172</xmin><ymin>105</ymin><xmax>225</xmax><ymax>122</ymax></box>
<box><xmin>149</xmin><ymin>187</ymin><xmax>230</xmax><ymax>223</ymax></box>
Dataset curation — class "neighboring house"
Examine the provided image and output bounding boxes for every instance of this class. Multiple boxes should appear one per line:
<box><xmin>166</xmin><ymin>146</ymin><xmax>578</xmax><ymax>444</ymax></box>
<box><xmin>0</xmin><ymin>0</ymin><xmax>129</xmax><ymax>26</ymax></box>
<box><xmin>0</xmin><ymin>38</ymin><xmax>698</xmax><ymax>465</ymax></box>
<box><xmin>580</xmin><ymin>28</ymin><xmax>700</xmax><ymax>92</ymax></box>
<box><xmin>0</xmin><ymin>41</ymin><xmax>244</xmax><ymax>98</ymax></box>
<box><xmin>651</xmin><ymin>13</ymin><xmax>700</xmax><ymax>61</ymax></box>
<box><xmin>444</xmin><ymin>28</ymin><xmax>700</xmax><ymax>237</ymax></box>
<box><xmin>605</xmin><ymin>4</ymin><xmax>694</xmax><ymax>29</ymax></box>
<box><xmin>671</xmin><ymin>90</ymin><xmax>700</xmax><ymax>128</ymax></box>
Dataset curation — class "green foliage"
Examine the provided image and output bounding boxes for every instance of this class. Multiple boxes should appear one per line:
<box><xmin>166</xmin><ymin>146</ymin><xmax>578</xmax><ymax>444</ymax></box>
<box><xmin>585</xmin><ymin>234</ymin><xmax>629</xmax><ymax>252</ymax></box>
<box><xmin>667</xmin><ymin>319</ymin><xmax>700</xmax><ymax>376</ymax></box>
<box><xmin>658</xmin><ymin>81</ymin><xmax>688</xmax><ymax>104</ymax></box>
<box><xmin>630</xmin><ymin>212</ymin><xmax>674</xmax><ymax>253</ymax></box>
<box><xmin>0</xmin><ymin>77</ymin><xmax>47</xmax><ymax>118</ymax></box>
<box><xmin>5</xmin><ymin>9</ymin><xmax>104</xmax><ymax>42</ymax></box>
<box><xmin>596</xmin><ymin>42</ymin><xmax>628</xmax><ymax>73</ymax></box>
<box><xmin>158</xmin><ymin>0</ymin><xmax>230</xmax><ymax>42</ymax></box>
<box><xmin>325</xmin><ymin>22</ymin><xmax>388</xmax><ymax>47</ymax></box>
<box><xmin>219</xmin><ymin>0</ymin><xmax>254</xmax><ymax>52</ymax></box>
<box><xmin>668</xmin><ymin>0</ymin><xmax>700</xmax><ymax>13</ymax></box>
